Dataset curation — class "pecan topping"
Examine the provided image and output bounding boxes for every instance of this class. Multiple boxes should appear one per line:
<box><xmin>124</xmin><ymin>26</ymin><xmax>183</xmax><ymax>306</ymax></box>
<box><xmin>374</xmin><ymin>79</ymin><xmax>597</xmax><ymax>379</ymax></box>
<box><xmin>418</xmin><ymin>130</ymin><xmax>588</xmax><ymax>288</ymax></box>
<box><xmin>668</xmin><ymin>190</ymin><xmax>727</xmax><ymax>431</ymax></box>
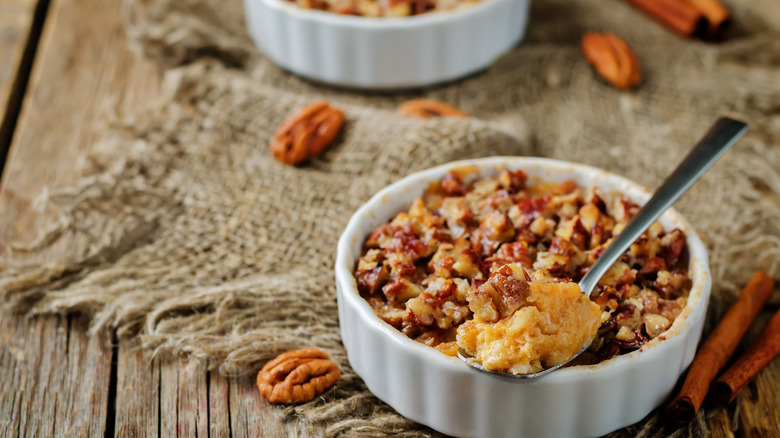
<box><xmin>270</xmin><ymin>101</ymin><xmax>345</xmax><ymax>165</ymax></box>
<box><xmin>581</xmin><ymin>32</ymin><xmax>642</xmax><ymax>90</ymax></box>
<box><xmin>397</xmin><ymin>98</ymin><xmax>468</xmax><ymax>119</ymax></box>
<box><xmin>256</xmin><ymin>348</ymin><xmax>341</xmax><ymax>404</ymax></box>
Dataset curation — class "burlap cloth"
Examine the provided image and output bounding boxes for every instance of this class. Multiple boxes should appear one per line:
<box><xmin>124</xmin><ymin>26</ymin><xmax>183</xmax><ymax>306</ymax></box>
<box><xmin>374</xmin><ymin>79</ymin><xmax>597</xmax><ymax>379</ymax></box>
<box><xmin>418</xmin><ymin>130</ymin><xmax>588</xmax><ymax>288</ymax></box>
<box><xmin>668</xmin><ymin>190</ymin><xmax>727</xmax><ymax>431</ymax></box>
<box><xmin>2</xmin><ymin>0</ymin><xmax>780</xmax><ymax>436</ymax></box>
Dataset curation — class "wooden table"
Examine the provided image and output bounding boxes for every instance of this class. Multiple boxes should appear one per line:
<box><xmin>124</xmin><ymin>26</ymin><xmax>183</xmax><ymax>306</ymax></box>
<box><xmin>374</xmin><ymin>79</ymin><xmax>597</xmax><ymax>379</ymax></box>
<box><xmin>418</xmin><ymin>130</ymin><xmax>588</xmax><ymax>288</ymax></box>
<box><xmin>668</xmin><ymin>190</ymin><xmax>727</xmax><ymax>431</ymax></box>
<box><xmin>0</xmin><ymin>0</ymin><xmax>777</xmax><ymax>436</ymax></box>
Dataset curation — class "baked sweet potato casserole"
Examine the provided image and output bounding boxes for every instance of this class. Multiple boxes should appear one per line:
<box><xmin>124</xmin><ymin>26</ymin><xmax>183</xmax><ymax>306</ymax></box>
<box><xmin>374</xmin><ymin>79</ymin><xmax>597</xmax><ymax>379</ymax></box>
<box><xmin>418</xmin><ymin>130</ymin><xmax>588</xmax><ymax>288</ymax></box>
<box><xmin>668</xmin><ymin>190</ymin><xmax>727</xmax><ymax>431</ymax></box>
<box><xmin>354</xmin><ymin>166</ymin><xmax>692</xmax><ymax>370</ymax></box>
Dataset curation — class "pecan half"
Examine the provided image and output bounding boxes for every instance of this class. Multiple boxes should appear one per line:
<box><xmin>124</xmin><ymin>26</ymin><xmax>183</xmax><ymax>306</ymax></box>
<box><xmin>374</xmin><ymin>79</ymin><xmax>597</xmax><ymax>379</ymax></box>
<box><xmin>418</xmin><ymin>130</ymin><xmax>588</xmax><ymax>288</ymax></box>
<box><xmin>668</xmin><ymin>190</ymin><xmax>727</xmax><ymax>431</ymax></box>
<box><xmin>270</xmin><ymin>101</ymin><xmax>345</xmax><ymax>165</ymax></box>
<box><xmin>581</xmin><ymin>32</ymin><xmax>642</xmax><ymax>90</ymax></box>
<box><xmin>257</xmin><ymin>348</ymin><xmax>341</xmax><ymax>404</ymax></box>
<box><xmin>397</xmin><ymin>98</ymin><xmax>468</xmax><ymax>119</ymax></box>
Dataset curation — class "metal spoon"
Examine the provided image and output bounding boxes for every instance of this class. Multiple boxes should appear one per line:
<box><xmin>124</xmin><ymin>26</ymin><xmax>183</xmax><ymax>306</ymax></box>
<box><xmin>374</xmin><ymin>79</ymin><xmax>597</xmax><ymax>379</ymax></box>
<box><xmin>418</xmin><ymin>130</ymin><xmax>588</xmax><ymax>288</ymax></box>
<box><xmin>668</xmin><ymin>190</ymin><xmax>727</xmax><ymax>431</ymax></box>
<box><xmin>458</xmin><ymin>117</ymin><xmax>749</xmax><ymax>379</ymax></box>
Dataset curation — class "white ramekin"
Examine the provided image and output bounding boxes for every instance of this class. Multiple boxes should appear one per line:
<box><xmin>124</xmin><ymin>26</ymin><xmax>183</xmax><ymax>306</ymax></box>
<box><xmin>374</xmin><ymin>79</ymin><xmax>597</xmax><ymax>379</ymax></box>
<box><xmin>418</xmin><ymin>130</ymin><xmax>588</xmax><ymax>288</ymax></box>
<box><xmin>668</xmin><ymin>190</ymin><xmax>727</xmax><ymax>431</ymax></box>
<box><xmin>242</xmin><ymin>0</ymin><xmax>530</xmax><ymax>89</ymax></box>
<box><xmin>335</xmin><ymin>157</ymin><xmax>711</xmax><ymax>438</ymax></box>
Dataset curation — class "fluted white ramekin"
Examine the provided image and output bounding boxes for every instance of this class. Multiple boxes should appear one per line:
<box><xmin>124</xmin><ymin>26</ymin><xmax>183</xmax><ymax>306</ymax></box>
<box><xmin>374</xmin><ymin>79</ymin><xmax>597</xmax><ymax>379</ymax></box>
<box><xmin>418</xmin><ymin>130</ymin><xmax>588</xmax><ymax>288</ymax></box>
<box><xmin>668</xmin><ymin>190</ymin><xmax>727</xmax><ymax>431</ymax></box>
<box><xmin>242</xmin><ymin>0</ymin><xmax>530</xmax><ymax>89</ymax></box>
<box><xmin>335</xmin><ymin>157</ymin><xmax>711</xmax><ymax>438</ymax></box>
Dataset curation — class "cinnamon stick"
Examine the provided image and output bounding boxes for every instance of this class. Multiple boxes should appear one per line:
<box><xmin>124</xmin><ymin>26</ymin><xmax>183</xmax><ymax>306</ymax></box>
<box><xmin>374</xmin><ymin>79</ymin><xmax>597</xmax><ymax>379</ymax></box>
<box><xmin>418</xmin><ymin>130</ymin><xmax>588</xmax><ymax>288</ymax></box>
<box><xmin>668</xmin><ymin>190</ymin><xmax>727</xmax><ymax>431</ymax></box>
<box><xmin>685</xmin><ymin>0</ymin><xmax>732</xmax><ymax>39</ymax></box>
<box><xmin>621</xmin><ymin>0</ymin><xmax>708</xmax><ymax>38</ymax></box>
<box><xmin>665</xmin><ymin>271</ymin><xmax>775</xmax><ymax>423</ymax></box>
<box><xmin>711</xmin><ymin>306</ymin><xmax>780</xmax><ymax>405</ymax></box>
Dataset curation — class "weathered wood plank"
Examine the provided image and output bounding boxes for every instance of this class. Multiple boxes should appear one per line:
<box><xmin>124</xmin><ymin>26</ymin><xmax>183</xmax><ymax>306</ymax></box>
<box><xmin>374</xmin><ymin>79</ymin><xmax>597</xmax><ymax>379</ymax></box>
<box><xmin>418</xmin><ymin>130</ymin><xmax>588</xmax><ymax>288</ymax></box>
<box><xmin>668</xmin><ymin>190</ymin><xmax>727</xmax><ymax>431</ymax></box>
<box><xmin>0</xmin><ymin>0</ymin><xmax>162</xmax><ymax>252</ymax></box>
<box><xmin>227</xmin><ymin>372</ymin><xmax>307</xmax><ymax>437</ymax></box>
<box><xmin>708</xmin><ymin>407</ymin><xmax>735</xmax><ymax>438</ymax></box>
<box><xmin>0</xmin><ymin>0</ymin><xmax>40</xmax><ymax>154</ymax></box>
<box><xmin>0</xmin><ymin>315</ymin><xmax>66</xmax><ymax>437</ymax></box>
<box><xmin>119</xmin><ymin>350</ymin><xmax>229</xmax><ymax>438</ymax></box>
<box><xmin>176</xmin><ymin>358</ymin><xmax>209</xmax><ymax>438</ymax></box>
<box><xmin>228</xmin><ymin>375</ymin><xmax>265</xmax><ymax>438</ymax></box>
<box><xmin>209</xmin><ymin>371</ymin><xmax>232</xmax><ymax>438</ymax></box>
<box><xmin>54</xmin><ymin>317</ymin><xmax>112</xmax><ymax>438</ymax></box>
<box><xmin>0</xmin><ymin>0</ymin><xmax>162</xmax><ymax>435</ymax></box>
<box><xmin>0</xmin><ymin>0</ymin><xmax>35</xmax><ymax>103</ymax></box>
<box><xmin>23</xmin><ymin>317</ymin><xmax>65</xmax><ymax>437</ymax></box>
<box><xmin>158</xmin><ymin>356</ymin><xmax>213</xmax><ymax>438</ymax></box>
<box><xmin>160</xmin><ymin>359</ymin><xmax>178</xmax><ymax>437</ymax></box>
<box><xmin>115</xmin><ymin>340</ymin><xmax>160</xmax><ymax>438</ymax></box>
<box><xmin>0</xmin><ymin>313</ymin><xmax>24</xmax><ymax>437</ymax></box>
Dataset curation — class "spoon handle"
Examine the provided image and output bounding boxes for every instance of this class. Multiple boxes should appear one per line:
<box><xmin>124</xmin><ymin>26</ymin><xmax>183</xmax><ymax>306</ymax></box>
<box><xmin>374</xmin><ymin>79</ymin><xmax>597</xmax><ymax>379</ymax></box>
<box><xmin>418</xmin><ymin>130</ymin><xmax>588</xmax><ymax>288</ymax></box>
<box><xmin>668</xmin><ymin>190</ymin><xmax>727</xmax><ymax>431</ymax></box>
<box><xmin>578</xmin><ymin>117</ymin><xmax>749</xmax><ymax>296</ymax></box>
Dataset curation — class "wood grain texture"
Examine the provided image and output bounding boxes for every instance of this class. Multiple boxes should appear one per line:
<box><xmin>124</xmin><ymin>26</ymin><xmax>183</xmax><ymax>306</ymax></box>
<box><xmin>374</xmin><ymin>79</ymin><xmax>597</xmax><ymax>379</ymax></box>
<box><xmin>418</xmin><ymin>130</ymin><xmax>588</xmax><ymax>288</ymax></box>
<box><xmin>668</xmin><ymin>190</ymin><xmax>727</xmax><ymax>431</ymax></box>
<box><xmin>209</xmin><ymin>371</ymin><xmax>232</xmax><ymax>438</ymax></box>
<box><xmin>0</xmin><ymin>315</ymin><xmax>109</xmax><ymax>438</ymax></box>
<box><xmin>175</xmin><ymin>358</ymin><xmax>209</xmax><ymax>438</ymax></box>
<box><xmin>5</xmin><ymin>315</ymin><xmax>65</xmax><ymax>437</ymax></box>
<box><xmin>228</xmin><ymin>374</ymin><xmax>265</xmax><ymax>438</ymax></box>
<box><xmin>0</xmin><ymin>0</ymin><xmax>162</xmax><ymax>436</ymax></box>
<box><xmin>0</xmin><ymin>0</ymin><xmax>161</xmax><ymax>256</ymax></box>
<box><xmin>115</xmin><ymin>341</ymin><xmax>159</xmax><ymax>438</ymax></box>
<box><xmin>0</xmin><ymin>0</ymin><xmax>38</xmax><ymax>151</ymax></box>
<box><xmin>55</xmin><ymin>318</ymin><xmax>112</xmax><ymax>438</ymax></box>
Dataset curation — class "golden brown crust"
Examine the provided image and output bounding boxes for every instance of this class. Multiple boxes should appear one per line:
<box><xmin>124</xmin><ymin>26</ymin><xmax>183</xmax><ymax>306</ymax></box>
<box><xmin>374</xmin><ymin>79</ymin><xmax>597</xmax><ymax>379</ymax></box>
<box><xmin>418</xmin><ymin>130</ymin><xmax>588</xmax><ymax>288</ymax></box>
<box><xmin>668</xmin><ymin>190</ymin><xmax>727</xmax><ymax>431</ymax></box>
<box><xmin>354</xmin><ymin>168</ymin><xmax>692</xmax><ymax>365</ymax></box>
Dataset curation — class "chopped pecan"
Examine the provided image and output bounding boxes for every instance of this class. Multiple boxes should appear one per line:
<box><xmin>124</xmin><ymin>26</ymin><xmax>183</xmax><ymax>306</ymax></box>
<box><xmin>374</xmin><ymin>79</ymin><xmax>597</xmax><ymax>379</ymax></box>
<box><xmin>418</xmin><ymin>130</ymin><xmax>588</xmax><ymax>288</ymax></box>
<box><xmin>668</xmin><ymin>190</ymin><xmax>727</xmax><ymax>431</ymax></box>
<box><xmin>397</xmin><ymin>98</ymin><xmax>468</xmax><ymax>119</ymax></box>
<box><xmin>452</xmin><ymin>248</ymin><xmax>483</xmax><ymax>279</ymax></box>
<box><xmin>595</xmin><ymin>286</ymin><xmax>621</xmax><ymax>311</ymax></box>
<box><xmin>383</xmin><ymin>277</ymin><xmax>424</xmax><ymax>302</ymax></box>
<box><xmin>440</xmin><ymin>171</ymin><xmax>467</xmax><ymax>196</ymax></box>
<box><xmin>638</xmin><ymin>256</ymin><xmax>667</xmax><ymax>276</ymax></box>
<box><xmin>518</xmin><ymin>196</ymin><xmax>549</xmax><ymax>216</ymax></box>
<box><xmin>660</xmin><ymin>228</ymin><xmax>687</xmax><ymax>267</ymax></box>
<box><xmin>388</xmin><ymin>230</ymin><xmax>434</xmax><ymax>262</ymax></box>
<box><xmin>489</xmin><ymin>241</ymin><xmax>533</xmax><ymax>270</ymax></box>
<box><xmin>643</xmin><ymin>313</ymin><xmax>671</xmax><ymax>338</ymax></box>
<box><xmin>478</xmin><ymin>210</ymin><xmax>515</xmax><ymax>243</ymax></box>
<box><xmin>581</xmin><ymin>32</ymin><xmax>642</xmax><ymax>90</ymax></box>
<box><xmin>555</xmin><ymin>217</ymin><xmax>588</xmax><ymax>250</ymax></box>
<box><xmin>612</xmin><ymin>328</ymin><xmax>647</xmax><ymax>352</ymax></box>
<box><xmin>355</xmin><ymin>264</ymin><xmax>389</xmax><ymax>295</ymax></box>
<box><xmin>256</xmin><ymin>348</ymin><xmax>340</xmax><ymax>404</ymax></box>
<box><xmin>498</xmin><ymin>169</ymin><xmax>527</xmax><ymax>192</ymax></box>
<box><xmin>467</xmin><ymin>264</ymin><xmax>530</xmax><ymax>321</ymax></box>
<box><xmin>270</xmin><ymin>101</ymin><xmax>345</xmax><ymax>165</ymax></box>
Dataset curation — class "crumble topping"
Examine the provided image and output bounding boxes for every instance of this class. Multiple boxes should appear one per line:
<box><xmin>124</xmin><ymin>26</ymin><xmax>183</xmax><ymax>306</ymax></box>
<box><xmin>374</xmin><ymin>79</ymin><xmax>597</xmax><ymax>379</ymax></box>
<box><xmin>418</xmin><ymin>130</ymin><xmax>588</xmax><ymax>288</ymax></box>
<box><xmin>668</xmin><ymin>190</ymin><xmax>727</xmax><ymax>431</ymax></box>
<box><xmin>354</xmin><ymin>167</ymin><xmax>692</xmax><ymax>370</ymax></box>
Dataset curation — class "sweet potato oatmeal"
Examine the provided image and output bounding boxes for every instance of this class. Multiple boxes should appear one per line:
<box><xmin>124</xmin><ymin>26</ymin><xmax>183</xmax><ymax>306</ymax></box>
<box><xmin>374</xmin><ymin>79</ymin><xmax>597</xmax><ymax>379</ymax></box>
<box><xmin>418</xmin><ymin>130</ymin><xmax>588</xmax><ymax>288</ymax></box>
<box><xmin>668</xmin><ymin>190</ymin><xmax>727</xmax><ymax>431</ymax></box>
<box><xmin>283</xmin><ymin>0</ymin><xmax>481</xmax><ymax>17</ymax></box>
<box><xmin>354</xmin><ymin>166</ymin><xmax>692</xmax><ymax>371</ymax></box>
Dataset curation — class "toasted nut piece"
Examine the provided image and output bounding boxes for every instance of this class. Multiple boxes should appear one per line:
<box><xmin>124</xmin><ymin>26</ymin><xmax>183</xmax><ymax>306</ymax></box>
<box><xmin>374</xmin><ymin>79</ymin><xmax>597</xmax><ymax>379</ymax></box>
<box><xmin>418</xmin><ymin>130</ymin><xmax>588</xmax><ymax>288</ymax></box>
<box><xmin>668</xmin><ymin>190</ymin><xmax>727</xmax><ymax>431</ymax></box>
<box><xmin>270</xmin><ymin>101</ymin><xmax>345</xmax><ymax>165</ymax></box>
<box><xmin>256</xmin><ymin>348</ymin><xmax>341</xmax><ymax>404</ymax></box>
<box><xmin>397</xmin><ymin>98</ymin><xmax>468</xmax><ymax>119</ymax></box>
<box><xmin>581</xmin><ymin>32</ymin><xmax>642</xmax><ymax>90</ymax></box>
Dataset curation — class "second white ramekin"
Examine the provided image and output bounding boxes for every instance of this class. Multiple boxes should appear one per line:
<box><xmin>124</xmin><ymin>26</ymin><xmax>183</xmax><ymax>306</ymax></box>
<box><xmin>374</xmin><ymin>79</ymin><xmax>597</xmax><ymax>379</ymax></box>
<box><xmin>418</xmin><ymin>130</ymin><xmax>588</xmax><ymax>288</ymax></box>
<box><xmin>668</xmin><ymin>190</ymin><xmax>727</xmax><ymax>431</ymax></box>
<box><xmin>242</xmin><ymin>0</ymin><xmax>530</xmax><ymax>89</ymax></box>
<box><xmin>335</xmin><ymin>157</ymin><xmax>711</xmax><ymax>438</ymax></box>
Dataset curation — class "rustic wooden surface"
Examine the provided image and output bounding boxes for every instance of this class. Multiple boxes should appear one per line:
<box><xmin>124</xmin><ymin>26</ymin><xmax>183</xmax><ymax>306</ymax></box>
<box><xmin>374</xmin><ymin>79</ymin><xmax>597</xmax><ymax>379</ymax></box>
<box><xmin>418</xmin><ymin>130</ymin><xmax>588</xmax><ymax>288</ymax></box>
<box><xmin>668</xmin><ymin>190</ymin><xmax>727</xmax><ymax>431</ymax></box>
<box><xmin>0</xmin><ymin>0</ymin><xmax>41</xmax><ymax>168</ymax></box>
<box><xmin>0</xmin><ymin>0</ymin><xmax>778</xmax><ymax>437</ymax></box>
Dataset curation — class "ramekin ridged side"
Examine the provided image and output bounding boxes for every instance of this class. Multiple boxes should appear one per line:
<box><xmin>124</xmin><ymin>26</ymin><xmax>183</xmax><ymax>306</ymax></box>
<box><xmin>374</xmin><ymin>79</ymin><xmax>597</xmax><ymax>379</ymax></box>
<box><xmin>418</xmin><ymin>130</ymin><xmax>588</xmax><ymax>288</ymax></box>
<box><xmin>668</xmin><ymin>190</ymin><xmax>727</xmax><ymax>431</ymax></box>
<box><xmin>242</xmin><ymin>0</ymin><xmax>530</xmax><ymax>89</ymax></box>
<box><xmin>335</xmin><ymin>157</ymin><xmax>711</xmax><ymax>438</ymax></box>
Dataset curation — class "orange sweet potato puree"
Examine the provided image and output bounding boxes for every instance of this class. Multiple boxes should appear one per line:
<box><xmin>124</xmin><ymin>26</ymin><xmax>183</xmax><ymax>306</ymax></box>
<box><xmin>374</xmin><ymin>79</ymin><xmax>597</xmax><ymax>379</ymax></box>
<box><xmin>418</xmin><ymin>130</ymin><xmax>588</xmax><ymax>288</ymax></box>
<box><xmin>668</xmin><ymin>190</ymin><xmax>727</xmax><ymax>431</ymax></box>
<box><xmin>457</xmin><ymin>266</ymin><xmax>601</xmax><ymax>374</ymax></box>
